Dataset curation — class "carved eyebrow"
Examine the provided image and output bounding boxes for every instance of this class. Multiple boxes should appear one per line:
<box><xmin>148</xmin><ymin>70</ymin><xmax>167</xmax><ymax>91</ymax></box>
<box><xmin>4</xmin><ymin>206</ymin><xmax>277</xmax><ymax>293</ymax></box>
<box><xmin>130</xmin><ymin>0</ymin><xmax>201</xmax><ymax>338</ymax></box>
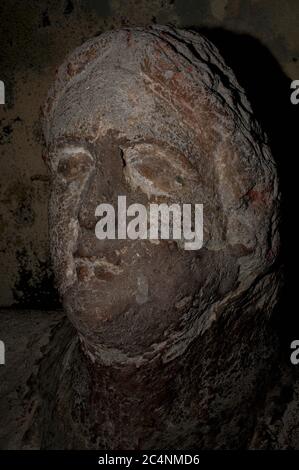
<box><xmin>51</xmin><ymin>145</ymin><xmax>94</xmax><ymax>172</ymax></box>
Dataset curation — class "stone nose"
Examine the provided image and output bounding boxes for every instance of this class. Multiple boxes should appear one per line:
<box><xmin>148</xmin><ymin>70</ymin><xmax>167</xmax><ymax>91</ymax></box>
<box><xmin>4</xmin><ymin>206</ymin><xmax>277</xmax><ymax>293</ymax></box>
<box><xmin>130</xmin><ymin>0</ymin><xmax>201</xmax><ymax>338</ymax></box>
<box><xmin>78</xmin><ymin>174</ymin><xmax>99</xmax><ymax>231</ymax></box>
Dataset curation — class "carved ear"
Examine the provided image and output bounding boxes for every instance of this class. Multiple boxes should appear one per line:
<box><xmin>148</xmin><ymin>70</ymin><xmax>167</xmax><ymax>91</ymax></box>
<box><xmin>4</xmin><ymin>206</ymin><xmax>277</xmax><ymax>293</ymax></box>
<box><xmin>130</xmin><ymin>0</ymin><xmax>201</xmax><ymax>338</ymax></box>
<box><xmin>120</xmin><ymin>143</ymin><xmax>199</xmax><ymax>199</ymax></box>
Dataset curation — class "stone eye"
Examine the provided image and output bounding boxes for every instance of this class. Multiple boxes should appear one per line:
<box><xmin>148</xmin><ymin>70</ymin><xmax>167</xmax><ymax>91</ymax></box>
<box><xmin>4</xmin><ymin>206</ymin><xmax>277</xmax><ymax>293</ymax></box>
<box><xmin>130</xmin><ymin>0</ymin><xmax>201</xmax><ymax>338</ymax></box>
<box><xmin>57</xmin><ymin>151</ymin><xmax>93</xmax><ymax>182</ymax></box>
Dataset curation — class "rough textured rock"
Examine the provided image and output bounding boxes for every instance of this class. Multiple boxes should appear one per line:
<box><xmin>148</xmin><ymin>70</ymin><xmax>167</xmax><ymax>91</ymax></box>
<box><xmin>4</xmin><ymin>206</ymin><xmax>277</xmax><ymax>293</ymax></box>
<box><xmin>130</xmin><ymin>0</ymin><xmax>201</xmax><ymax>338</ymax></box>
<box><xmin>0</xmin><ymin>309</ymin><xmax>66</xmax><ymax>449</ymax></box>
<box><xmin>36</xmin><ymin>25</ymin><xmax>283</xmax><ymax>448</ymax></box>
<box><xmin>1</xmin><ymin>0</ymin><xmax>297</xmax><ymax>311</ymax></box>
<box><xmin>2</xmin><ymin>310</ymin><xmax>299</xmax><ymax>449</ymax></box>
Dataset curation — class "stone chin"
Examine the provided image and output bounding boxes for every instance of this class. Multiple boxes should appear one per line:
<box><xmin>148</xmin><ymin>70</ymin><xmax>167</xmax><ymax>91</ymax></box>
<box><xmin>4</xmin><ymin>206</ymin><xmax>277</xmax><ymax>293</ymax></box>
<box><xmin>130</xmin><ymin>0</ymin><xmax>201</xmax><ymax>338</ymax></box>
<box><xmin>60</xmin><ymin>238</ymin><xmax>203</xmax><ymax>363</ymax></box>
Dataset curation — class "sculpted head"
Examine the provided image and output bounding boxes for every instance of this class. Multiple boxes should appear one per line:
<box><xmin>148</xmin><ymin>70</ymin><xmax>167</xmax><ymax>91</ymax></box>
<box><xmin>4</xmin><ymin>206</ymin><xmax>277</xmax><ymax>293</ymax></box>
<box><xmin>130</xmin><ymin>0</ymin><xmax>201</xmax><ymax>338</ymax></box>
<box><xmin>42</xmin><ymin>26</ymin><xmax>280</xmax><ymax>365</ymax></box>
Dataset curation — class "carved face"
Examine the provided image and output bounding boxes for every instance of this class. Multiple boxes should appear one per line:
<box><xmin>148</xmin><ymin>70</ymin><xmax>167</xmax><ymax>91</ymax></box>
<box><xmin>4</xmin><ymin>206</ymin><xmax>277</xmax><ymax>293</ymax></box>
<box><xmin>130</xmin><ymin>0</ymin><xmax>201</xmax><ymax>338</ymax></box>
<box><xmin>43</xmin><ymin>26</ymin><xmax>279</xmax><ymax>363</ymax></box>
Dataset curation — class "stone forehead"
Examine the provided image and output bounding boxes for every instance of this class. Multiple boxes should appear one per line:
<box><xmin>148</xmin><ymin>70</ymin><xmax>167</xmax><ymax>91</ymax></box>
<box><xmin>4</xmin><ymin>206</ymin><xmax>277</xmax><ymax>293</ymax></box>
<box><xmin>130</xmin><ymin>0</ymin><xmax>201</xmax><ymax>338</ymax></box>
<box><xmin>42</xmin><ymin>25</ymin><xmax>246</xmax><ymax>150</ymax></box>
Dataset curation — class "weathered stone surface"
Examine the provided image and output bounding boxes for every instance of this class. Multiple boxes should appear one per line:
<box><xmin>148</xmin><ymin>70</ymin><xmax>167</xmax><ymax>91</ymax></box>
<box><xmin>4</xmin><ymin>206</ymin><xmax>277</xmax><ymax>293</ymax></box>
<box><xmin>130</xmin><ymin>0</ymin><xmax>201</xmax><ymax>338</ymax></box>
<box><xmin>1</xmin><ymin>309</ymin><xmax>298</xmax><ymax>449</ymax></box>
<box><xmin>0</xmin><ymin>309</ymin><xmax>66</xmax><ymax>449</ymax></box>
<box><xmin>1</xmin><ymin>0</ymin><xmax>298</xmax><ymax>309</ymax></box>
<box><xmin>1</xmin><ymin>26</ymin><xmax>284</xmax><ymax>449</ymax></box>
<box><xmin>38</xmin><ymin>25</ymin><xmax>284</xmax><ymax>448</ymax></box>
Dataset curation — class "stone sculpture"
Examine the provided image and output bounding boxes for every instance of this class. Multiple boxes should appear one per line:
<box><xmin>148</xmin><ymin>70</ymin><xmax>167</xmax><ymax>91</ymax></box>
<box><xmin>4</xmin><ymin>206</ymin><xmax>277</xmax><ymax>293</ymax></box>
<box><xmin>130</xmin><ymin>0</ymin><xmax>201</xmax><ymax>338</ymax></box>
<box><xmin>40</xmin><ymin>25</ymin><xmax>281</xmax><ymax>449</ymax></box>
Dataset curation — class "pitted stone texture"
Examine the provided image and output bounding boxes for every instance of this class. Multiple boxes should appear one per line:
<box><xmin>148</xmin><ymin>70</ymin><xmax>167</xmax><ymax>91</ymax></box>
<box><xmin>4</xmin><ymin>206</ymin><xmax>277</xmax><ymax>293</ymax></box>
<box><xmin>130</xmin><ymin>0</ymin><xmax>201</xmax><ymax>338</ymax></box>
<box><xmin>40</xmin><ymin>26</ymin><xmax>282</xmax><ymax>448</ymax></box>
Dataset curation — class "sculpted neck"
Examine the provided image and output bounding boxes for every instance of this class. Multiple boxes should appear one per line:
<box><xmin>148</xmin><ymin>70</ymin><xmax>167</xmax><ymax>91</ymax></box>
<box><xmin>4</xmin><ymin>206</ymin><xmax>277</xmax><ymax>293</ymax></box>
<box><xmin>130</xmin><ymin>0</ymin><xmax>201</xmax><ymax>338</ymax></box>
<box><xmin>77</xmin><ymin>337</ymin><xmax>191</xmax><ymax>449</ymax></box>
